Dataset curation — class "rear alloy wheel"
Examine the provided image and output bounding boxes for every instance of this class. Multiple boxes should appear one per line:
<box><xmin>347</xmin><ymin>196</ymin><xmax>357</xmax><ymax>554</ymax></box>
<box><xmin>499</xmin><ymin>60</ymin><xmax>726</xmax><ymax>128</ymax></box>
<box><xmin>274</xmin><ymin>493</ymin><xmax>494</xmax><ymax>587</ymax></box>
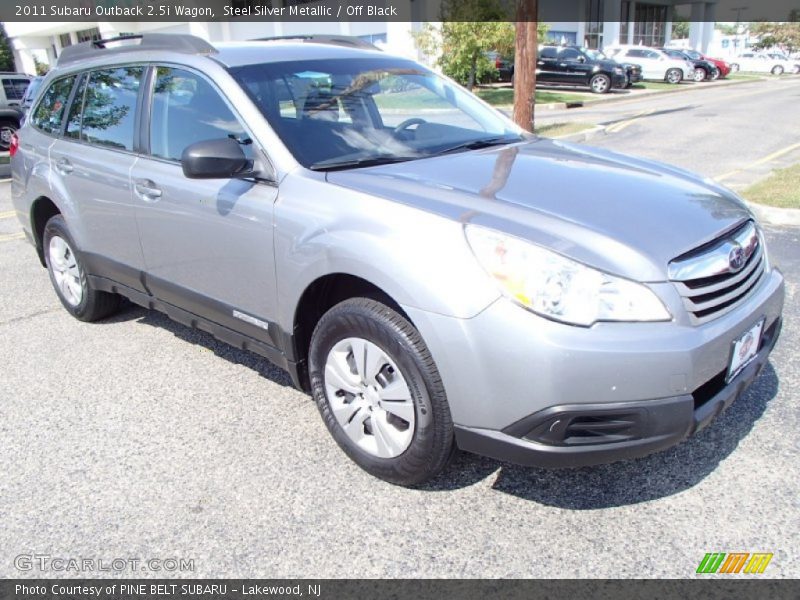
<box><xmin>309</xmin><ymin>298</ymin><xmax>454</xmax><ymax>486</ymax></box>
<box><xmin>0</xmin><ymin>120</ymin><xmax>17</xmax><ymax>152</ymax></box>
<box><xmin>666</xmin><ymin>68</ymin><xmax>683</xmax><ymax>84</ymax></box>
<box><xmin>43</xmin><ymin>215</ymin><xmax>121</xmax><ymax>321</ymax></box>
<box><xmin>589</xmin><ymin>73</ymin><xmax>611</xmax><ymax>94</ymax></box>
<box><xmin>771</xmin><ymin>65</ymin><xmax>784</xmax><ymax>76</ymax></box>
<box><xmin>693</xmin><ymin>67</ymin><xmax>707</xmax><ymax>82</ymax></box>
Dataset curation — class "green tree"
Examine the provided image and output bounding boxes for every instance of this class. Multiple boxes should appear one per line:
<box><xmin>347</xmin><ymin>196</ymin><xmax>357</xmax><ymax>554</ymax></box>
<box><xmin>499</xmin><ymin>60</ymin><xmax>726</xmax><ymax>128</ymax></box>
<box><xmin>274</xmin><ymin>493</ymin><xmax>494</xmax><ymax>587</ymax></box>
<box><xmin>750</xmin><ymin>21</ymin><xmax>800</xmax><ymax>52</ymax></box>
<box><xmin>671</xmin><ymin>14</ymin><xmax>690</xmax><ymax>40</ymax></box>
<box><xmin>0</xmin><ymin>24</ymin><xmax>16</xmax><ymax>72</ymax></box>
<box><xmin>413</xmin><ymin>0</ymin><xmax>515</xmax><ymax>90</ymax></box>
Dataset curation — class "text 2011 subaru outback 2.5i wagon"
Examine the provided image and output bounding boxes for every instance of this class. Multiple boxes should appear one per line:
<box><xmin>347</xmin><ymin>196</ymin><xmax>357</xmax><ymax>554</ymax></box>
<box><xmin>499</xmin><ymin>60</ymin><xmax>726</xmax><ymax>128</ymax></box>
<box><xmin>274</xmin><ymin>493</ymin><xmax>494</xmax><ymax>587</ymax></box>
<box><xmin>12</xmin><ymin>35</ymin><xmax>784</xmax><ymax>486</ymax></box>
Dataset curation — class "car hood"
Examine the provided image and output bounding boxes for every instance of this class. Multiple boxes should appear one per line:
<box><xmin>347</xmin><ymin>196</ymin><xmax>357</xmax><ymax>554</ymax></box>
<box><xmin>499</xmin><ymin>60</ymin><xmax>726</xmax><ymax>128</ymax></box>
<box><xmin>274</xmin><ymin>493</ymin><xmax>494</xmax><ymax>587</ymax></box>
<box><xmin>326</xmin><ymin>138</ymin><xmax>752</xmax><ymax>282</ymax></box>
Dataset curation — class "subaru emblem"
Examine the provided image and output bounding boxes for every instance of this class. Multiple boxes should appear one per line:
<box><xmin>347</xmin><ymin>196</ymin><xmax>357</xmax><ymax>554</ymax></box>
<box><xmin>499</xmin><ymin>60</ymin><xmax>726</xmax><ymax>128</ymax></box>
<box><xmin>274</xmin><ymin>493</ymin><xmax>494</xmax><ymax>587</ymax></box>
<box><xmin>728</xmin><ymin>244</ymin><xmax>745</xmax><ymax>272</ymax></box>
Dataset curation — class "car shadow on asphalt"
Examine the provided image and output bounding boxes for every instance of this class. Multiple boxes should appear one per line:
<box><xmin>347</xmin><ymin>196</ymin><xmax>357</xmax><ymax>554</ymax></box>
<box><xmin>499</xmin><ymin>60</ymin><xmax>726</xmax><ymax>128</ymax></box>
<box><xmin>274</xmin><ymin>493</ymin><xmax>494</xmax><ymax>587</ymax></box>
<box><xmin>423</xmin><ymin>363</ymin><xmax>780</xmax><ymax>508</ymax></box>
<box><xmin>99</xmin><ymin>302</ymin><xmax>295</xmax><ymax>388</ymax></box>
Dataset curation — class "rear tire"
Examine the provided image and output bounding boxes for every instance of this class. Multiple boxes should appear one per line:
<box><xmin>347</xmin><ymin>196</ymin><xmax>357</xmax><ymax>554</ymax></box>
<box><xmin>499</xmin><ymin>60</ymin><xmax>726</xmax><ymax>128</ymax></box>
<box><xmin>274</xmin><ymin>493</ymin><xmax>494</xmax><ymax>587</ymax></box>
<box><xmin>43</xmin><ymin>215</ymin><xmax>121</xmax><ymax>322</ymax></box>
<box><xmin>309</xmin><ymin>298</ymin><xmax>454</xmax><ymax>486</ymax></box>
<box><xmin>771</xmin><ymin>65</ymin><xmax>784</xmax><ymax>76</ymax></box>
<box><xmin>589</xmin><ymin>73</ymin><xmax>611</xmax><ymax>94</ymax></box>
<box><xmin>666</xmin><ymin>68</ymin><xmax>683</xmax><ymax>84</ymax></box>
<box><xmin>0</xmin><ymin>119</ymin><xmax>18</xmax><ymax>152</ymax></box>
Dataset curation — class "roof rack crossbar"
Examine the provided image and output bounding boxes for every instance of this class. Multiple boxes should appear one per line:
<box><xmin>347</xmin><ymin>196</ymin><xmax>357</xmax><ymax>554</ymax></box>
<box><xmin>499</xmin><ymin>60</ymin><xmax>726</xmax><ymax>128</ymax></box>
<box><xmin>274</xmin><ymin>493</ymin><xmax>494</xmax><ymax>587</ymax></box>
<box><xmin>57</xmin><ymin>34</ymin><xmax>217</xmax><ymax>66</ymax></box>
<box><xmin>256</xmin><ymin>35</ymin><xmax>380</xmax><ymax>51</ymax></box>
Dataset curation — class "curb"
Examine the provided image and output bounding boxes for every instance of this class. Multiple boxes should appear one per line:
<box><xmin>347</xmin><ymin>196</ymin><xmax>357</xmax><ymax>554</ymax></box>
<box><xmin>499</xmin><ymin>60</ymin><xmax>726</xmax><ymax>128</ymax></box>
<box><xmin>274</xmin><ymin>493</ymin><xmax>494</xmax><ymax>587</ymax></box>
<box><xmin>490</xmin><ymin>75</ymin><xmax>769</xmax><ymax>113</ymax></box>
<box><xmin>745</xmin><ymin>201</ymin><xmax>800</xmax><ymax>228</ymax></box>
<box><xmin>551</xmin><ymin>124</ymin><xmax>607</xmax><ymax>143</ymax></box>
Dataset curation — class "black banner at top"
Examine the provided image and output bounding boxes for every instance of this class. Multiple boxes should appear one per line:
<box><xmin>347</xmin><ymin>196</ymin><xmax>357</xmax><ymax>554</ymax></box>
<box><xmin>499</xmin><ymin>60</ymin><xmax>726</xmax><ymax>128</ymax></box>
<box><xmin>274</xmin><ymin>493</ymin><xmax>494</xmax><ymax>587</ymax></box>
<box><xmin>2</xmin><ymin>0</ymin><xmax>800</xmax><ymax>23</ymax></box>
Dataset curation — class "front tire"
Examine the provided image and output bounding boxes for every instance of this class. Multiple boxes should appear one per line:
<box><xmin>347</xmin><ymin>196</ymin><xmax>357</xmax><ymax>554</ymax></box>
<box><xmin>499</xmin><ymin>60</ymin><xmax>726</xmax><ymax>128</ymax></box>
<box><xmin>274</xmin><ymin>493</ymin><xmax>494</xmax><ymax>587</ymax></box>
<box><xmin>711</xmin><ymin>67</ymin><xmax>721</xmax><ymax>80</ymax></box>
<box><xmin>589</xmin><ymin>73</ymin><xmax>611</xmax><ymax>94</ymax></box>
<box><xmin>309</xmin><ymin>298</ymin><xmax>454</xmax><ymax>486</ymax></box>
<box><xmin>43</xmin><ymin>215</ymin><xmax>121</xmax><ymax>322</ymax></box>
<box><xmin>666</xmin><ymin>68</ymin><xmax>683</xmax><ymax>84</ymax></box>
<box><xmin>693</xmin><ymin>67</ymin><xmax>707</xmax><ymax>82</ymax></box>
<box><xmin>771</xmin><ymin>65</ymin><xmax>784</xmax><ymax>76</ymax></box>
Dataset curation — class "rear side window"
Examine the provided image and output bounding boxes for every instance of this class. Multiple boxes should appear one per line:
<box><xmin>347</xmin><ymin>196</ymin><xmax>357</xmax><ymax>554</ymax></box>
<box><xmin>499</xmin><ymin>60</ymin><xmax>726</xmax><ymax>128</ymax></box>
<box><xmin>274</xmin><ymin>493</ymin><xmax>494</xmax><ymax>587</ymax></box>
<box><xmin>149</xmin><ymin>67</ymin><xmax>252</xmax><ymax>162</ymax></box>
<box><xmin>2</xmin><ymin>78</ymin><xmax>30</xmax><ymax>100</ymax></box>
<box><xmin>539</xmin><ymin>47</ymin><xmax>558</xmax><ymax>60</ymax></box>
<box><xmin>80</xmin><ymin>66</ymin><xmax>143</xmax><ymax>151</ymax></box>
<box><xmin>30</xmin><ymin>76</ymin><xmax>76</xmax><ymax>135</ymax></box>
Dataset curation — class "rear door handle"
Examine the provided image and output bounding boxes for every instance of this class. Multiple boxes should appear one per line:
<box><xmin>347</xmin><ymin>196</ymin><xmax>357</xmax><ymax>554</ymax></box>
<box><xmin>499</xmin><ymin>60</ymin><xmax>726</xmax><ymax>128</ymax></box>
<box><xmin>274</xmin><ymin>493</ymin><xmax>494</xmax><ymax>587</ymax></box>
<box><xmin>134</xmin><ymin>179</ymin><xmax>162</xmax><ymax>201</ymax></box>
<box><xmin>55</xmin><ymin>158</ymin><xmax>73</xmax><ymax>174</ymax></box>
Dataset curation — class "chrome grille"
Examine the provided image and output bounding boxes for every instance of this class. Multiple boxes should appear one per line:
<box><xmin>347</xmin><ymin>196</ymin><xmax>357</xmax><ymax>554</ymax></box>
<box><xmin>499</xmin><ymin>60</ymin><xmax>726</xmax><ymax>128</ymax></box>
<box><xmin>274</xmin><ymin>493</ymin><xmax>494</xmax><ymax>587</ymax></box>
<box><xmin>669</xmin><ymin>221</ymin><xmax>766</xmax><ymax>325</ymax></box>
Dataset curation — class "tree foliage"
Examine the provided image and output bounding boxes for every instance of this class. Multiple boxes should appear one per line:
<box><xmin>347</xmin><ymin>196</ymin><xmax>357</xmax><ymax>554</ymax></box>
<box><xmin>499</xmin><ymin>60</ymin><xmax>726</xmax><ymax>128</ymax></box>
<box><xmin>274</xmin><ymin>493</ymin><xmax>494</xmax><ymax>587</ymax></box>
<box><xmin>413</xmin><ymin>0</ymin><xmax>515</xmax><ymax>90</ymax></box>
<box><xmin>750</xmin><ymin>22</ymin><xmax>800</xmax><ymax>52</ymax></box>
<box><xmin>0</xmin><ymin>24</ymin><xmax>16</xmax><ymax>72</ymax></box>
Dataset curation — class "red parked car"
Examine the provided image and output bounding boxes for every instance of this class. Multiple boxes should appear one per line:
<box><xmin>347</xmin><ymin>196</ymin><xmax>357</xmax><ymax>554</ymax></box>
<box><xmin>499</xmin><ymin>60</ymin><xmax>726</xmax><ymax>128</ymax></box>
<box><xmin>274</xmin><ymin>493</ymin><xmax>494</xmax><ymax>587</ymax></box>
<box><xmin>682</xmin><ymin>49</ymin><xmax>732</xmax><ymax>79</ymax></box>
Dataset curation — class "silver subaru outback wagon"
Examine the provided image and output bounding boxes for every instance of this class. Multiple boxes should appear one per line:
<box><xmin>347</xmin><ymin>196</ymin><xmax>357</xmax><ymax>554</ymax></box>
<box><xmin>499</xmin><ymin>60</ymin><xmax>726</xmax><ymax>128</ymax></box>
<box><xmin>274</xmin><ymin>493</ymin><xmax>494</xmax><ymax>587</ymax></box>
<box><xmin>11</xmin><ymin>34</ymin><xmax>784</xmax><ymax>485</ymax></box>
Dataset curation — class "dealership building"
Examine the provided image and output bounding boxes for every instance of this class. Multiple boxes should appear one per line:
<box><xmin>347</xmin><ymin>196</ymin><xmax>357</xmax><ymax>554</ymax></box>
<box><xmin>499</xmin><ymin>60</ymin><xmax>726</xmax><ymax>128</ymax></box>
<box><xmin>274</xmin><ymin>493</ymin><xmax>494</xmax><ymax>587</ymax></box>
<box><xmin>6</xmin><ymin>0</ymin><xmax>722</xmax><ymax>75</ymax></box>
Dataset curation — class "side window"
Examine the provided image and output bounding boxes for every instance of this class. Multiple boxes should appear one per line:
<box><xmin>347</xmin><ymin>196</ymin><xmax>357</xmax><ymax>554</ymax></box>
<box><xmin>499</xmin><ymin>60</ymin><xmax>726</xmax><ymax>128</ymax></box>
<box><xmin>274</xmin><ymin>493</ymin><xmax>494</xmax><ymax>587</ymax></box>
<box><xmin>81</xmin><ymin>66</ymin><xmax>143</xmax><ymax>151</ymax></box>
<box><xmin>149</xmin><ymin>67</ymin><xmax>253</xmax><ymax>162</ymax></box>
<box><xmin>539</xmin><ymin>47</ymin><xmax>558</xmax><ymax>60</ymax></box>
<box><xmin>559</xmin><ymin>48</ymin><xmax>582</xmax><ymax>61</ymax></box>
<box><xmin>64</xmin><ymin>74</ymin><xmax>87</xmax><ymax>140</ymax></box>
<box><xmin>2</xmin><ymin>78</ymin><xmax>30</xmax><ymax>100</ymax></box>
<box><xmin>647</xmin><ymin>51</ymin><xmax>663</xmax><ymax>60</ymax></box>
<box><xmin>30</xmin><ymin>75</ymin><xmax>76</xmax><ymax>135</ymax></box>
<box><xmin>627</xmin><ymin>49</ymin><xmax>644</xmax><ymax>58</ymax></box>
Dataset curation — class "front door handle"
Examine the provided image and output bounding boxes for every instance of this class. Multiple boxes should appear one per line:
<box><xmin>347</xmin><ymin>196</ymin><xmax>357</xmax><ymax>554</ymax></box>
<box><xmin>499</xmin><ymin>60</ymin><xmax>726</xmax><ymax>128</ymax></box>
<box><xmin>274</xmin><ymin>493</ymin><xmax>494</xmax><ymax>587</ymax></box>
<box><xmin>134</xmin><ymin>179</ymin><xmax>162</xmax><ymax>201</ymax></box>
<box><xmin>55</xmin><ymin>158</ymin><xmax>73</xmax><ymax>175</ymax></box>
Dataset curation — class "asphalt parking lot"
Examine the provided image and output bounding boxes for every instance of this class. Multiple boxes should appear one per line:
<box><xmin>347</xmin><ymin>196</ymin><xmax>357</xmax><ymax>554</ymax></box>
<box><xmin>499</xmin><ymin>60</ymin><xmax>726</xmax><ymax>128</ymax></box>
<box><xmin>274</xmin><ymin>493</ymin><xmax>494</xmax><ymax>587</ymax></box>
<box><xmin>1</xmin><ymin>89</ymin><xmax>798</xmax><ymax>576</ymax></box>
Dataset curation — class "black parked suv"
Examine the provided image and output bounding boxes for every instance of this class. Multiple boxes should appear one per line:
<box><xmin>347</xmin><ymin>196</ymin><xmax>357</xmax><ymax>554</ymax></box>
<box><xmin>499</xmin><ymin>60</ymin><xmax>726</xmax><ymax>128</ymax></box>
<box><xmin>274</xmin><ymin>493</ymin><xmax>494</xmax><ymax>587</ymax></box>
<box><xmin>661</xmin><ymin>48</ymin><xmax>719</xmax><ymax>82</ymax></box>
<box><xmin>536</xmin><ymin>45</ymin><xmax>627</xmax><ymax>93</ymax></box>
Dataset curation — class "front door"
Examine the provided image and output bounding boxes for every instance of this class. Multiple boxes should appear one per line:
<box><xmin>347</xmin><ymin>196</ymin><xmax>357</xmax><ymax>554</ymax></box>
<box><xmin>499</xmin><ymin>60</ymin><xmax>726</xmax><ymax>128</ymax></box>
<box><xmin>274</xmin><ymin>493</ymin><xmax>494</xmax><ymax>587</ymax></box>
<box><xmin>132</xmin><ymin>65</ymin><xmax>279</xmax><ymax>345</ymax></box>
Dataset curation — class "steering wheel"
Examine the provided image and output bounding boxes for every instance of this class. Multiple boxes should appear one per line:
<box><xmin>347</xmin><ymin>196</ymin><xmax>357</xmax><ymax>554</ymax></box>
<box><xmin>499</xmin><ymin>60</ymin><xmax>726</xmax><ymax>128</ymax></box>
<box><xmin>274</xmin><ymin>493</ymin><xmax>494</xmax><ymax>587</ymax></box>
<box><xmin>393</xmin><ymin>118</ymin><xmax>428</xmax><ymax>136</ymax></box>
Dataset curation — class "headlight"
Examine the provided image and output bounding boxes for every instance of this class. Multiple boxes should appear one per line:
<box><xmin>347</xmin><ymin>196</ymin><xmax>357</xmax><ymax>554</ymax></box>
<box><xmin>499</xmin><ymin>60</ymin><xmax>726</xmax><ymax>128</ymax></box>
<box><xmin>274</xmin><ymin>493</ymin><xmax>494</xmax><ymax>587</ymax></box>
<box><xmin>465</xmin><ymin>225</ymin><xmax>672</xmax><ymax>326</ymax></box>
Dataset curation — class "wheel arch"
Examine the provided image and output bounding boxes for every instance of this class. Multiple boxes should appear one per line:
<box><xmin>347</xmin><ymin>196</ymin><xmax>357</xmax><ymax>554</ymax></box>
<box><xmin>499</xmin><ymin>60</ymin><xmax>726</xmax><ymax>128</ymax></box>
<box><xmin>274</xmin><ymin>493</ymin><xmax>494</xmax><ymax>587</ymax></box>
<box><xmin>30</xmin><ymin>195</ymin><xmax>61</xmax><ymax>266</ymax></box>
<box><xmin>290</xmin><ymin>272</ymin><xmax>413</xmax><ymax>393</ymax></box>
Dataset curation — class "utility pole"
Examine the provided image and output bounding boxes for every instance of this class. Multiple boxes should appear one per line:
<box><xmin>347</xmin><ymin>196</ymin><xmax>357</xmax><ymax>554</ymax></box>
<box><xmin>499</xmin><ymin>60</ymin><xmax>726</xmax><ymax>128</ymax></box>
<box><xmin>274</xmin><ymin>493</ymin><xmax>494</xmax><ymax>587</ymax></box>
<box><xmin>513</xmin><ymin>0</ymin><xmax>538</xmax><ymax>132</ymax></box>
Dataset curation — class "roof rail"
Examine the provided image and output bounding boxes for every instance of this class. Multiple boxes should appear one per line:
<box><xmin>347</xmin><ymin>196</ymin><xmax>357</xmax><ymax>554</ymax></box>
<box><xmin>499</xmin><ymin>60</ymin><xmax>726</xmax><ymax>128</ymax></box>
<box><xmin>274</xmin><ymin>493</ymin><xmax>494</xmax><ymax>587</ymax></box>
<box><xmin>57</xmin><ymin>34</ymin><xmax>217</xmax><ymax>67</ymax></box>
<box><xmin>257</xmin><ymin>35</ymin><xmax>381</xmax><ymax>51</ymax></box>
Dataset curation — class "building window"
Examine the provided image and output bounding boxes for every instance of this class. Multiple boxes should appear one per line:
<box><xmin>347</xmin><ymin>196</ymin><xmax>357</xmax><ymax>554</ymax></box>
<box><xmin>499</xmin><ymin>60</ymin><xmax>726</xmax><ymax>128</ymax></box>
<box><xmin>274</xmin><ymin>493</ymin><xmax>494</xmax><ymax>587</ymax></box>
<box><xmin>359</xmin><ymin>33</ymin><xmax>387</xmax><ymax>45</ymax></box>
<box><xmin>620</xmin><ymin>1</ymin><xmax>630</xmax><ymax>43</ymax></box>
<box><xmin>59</xmin><ymin>33</ymin><xmax>72</xmax><ymax>48</ymax></box>
<box><xmin>76</xmin><ymin>28</ymin><xmax>101</xmax><ymax>43</ymax></box>
<box><xmin>632</xmin><ymin>3</ymin><xmax>668</xmax><ymax>47</ymax></box>
<box><xmin>545</xmin><ymin>30</ymin><xmax>578</xmax><ymax>45</ymax></box>
<box><xmin>584</xmin><ymin>0</ymin><xmax>605</xmax><ymax>49</ymax></box>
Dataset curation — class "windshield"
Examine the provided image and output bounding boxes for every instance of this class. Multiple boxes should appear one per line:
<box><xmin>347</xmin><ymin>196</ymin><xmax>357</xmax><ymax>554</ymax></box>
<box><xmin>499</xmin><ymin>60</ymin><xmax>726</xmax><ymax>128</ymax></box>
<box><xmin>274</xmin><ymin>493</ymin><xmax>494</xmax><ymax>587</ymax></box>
<box><xmin>582</xmin><ymin>48</ymin><xmax>606</xmax><ymax>61</ymax></box>
<box><xmin>229</xmin><ymin>57</ymin><xmax>522</xmax><ymax>170</ymax></box>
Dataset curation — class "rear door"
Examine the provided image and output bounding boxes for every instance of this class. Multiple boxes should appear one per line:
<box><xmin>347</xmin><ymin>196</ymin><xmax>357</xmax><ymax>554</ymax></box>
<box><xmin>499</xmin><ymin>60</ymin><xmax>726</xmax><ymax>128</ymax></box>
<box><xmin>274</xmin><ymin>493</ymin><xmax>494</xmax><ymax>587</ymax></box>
<box><xmin>536</xmin><ymin>47</ymin><xmax>561</xmax><ymax>84</ymax></box>
<box><xmin>131</xmin><ymin>65</ymin><xmax>279</xmax><ymax>344</ymax></box>
<box><xmin>48</xmin><ymin>66</ymin><xmax>146</xmax><ymax>290</ymax></box>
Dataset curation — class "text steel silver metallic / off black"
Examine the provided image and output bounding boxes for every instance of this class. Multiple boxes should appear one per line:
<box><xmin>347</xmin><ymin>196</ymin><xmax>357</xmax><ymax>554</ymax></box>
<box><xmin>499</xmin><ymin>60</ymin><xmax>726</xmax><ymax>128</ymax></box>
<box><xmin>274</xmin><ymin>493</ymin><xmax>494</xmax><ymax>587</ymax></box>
<box><xmin>11</xmin><ymin>34</ymin><xmax>784</xmax><ymax>486</ymax></box>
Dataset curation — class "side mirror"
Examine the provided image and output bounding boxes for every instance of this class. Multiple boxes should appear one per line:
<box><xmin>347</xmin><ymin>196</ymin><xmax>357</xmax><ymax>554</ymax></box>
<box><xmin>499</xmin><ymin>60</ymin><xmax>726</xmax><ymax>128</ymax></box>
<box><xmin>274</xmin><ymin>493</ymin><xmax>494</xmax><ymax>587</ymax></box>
<box><xmin>181</xmin><ymin>138</ymin><xmax>254</xmax><ymax>179</ymax></box>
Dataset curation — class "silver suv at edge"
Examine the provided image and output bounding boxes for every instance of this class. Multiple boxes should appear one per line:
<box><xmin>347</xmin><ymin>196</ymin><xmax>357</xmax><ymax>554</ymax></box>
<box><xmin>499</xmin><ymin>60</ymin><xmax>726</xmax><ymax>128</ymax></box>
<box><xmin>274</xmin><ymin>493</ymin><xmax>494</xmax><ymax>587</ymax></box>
<box><xmin>11</xmin><ymin>35</ymin><xmax>784</xmax><ymax>486</ymax></box>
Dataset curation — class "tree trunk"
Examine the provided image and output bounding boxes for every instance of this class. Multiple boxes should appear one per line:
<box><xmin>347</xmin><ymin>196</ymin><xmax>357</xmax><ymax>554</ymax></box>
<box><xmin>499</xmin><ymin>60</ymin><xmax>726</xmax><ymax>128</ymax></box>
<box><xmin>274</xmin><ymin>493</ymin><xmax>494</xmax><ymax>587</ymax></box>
<box><xmin>513</xmin><ymin>1</ymin><xmax>538</xmax><ymax>132</ymax></box>
<box><xmin>468</xmin><ymin>54</ymin><xmax>477</xmax><ymax>91</ymax></box>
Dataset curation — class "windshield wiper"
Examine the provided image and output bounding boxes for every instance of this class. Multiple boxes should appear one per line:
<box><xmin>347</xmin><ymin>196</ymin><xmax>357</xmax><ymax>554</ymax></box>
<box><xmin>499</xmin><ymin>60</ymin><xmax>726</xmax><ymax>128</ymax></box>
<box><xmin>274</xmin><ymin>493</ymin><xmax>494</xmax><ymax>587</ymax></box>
<box><xmin>309</xmin><ymin>155</ymin><xmax>418</xmax><ymax>172</ymax></box>
<box><xmin>431</xmin><ymin>136</ymin><xmax>521</xmax><ymax>156</ymax></box>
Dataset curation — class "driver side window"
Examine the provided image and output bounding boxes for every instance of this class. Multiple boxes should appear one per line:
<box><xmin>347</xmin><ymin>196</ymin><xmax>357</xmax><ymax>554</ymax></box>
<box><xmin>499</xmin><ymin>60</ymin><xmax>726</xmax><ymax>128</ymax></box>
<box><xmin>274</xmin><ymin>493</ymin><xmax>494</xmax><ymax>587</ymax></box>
<box><xmin>149</xmin><ymin>67</ymin><xmax>253</xmax><ymax>162</ymax></box>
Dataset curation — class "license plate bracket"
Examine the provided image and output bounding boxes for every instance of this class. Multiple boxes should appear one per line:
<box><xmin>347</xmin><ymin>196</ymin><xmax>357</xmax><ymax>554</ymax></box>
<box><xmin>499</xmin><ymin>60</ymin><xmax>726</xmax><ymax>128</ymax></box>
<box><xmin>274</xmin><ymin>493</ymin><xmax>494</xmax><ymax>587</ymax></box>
<box><xmin>726</xmin><ymin>318</ymin><xmax>765</xmax><ymax>383</ymax></box>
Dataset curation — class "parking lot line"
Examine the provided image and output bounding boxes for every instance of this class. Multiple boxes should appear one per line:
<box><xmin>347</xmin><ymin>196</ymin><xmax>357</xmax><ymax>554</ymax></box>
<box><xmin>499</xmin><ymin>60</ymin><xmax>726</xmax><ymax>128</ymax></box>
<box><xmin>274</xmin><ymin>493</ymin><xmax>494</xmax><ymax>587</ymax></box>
<box><xmin>0</xmin><ymin>210</ymin><xmax>16</xmax><ymax>219</ymax></box>
<box><xmin>716</xmin><ymin>141</ymin><xmax>800</xmax><ymax>182</ymax></box>
<box><xmin>0</xmin><ymin>232</ymin><xmax>24</xmax><ymax>242</ymax></box>
<box><xmin>605</xmin><ymin>109</ymin><xmax>654</xmax><ymax>134</ymax></box>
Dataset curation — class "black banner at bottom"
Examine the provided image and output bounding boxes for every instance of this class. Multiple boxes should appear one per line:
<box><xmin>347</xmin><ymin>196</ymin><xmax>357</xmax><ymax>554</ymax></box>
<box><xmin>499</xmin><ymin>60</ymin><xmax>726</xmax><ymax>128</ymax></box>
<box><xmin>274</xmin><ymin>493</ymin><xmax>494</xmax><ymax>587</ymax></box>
<box><xmin>2</xmin><ymin>580</ymin><xmax>800</xmax><ymax>600</ymax></box>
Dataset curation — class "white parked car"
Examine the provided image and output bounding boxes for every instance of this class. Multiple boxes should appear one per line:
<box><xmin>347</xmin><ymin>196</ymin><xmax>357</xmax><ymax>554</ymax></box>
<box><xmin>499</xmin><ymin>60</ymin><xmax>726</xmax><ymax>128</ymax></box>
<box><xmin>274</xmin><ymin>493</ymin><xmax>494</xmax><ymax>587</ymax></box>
<box><xmin>730</xmin><ymin>52</ymin><xmax>799</xmax><ymax>75</ymax></box>
<box><xmin>604</xmin><ymin>45</ymin><xmax>694</xmax><ymax>83</ymax></box>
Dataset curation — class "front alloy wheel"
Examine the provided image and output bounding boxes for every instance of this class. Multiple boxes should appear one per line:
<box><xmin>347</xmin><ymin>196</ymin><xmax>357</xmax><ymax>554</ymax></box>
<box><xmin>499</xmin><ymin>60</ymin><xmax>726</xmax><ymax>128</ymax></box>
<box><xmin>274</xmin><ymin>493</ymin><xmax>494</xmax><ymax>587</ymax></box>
<box><xmin>666</xmin><ymin>69</ymin><xmax>683</xmax><ymax>84</ymax></box>
<box><xmin>693</xmin><ymin>67</ymin><xmax>707</xmax><ymax>82</ymax></box>
<box><xmin>589</xmin><ymin>73</ymin><xmax>611</xmax><ymax>94</ymax></box>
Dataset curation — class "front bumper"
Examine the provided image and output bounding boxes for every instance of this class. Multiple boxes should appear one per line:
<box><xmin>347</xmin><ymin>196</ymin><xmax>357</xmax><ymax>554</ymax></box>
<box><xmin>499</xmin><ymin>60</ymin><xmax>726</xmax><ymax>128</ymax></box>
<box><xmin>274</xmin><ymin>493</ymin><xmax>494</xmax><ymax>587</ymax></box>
<box><xmin>455</xmin><ymin>317</ymin><xmax>781</xmax><ymax>467</ymax></box>
<box><xmin>402</xmin><ymin>268</ymin><xmax>784</xmax><ymax>468</ymax></box>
